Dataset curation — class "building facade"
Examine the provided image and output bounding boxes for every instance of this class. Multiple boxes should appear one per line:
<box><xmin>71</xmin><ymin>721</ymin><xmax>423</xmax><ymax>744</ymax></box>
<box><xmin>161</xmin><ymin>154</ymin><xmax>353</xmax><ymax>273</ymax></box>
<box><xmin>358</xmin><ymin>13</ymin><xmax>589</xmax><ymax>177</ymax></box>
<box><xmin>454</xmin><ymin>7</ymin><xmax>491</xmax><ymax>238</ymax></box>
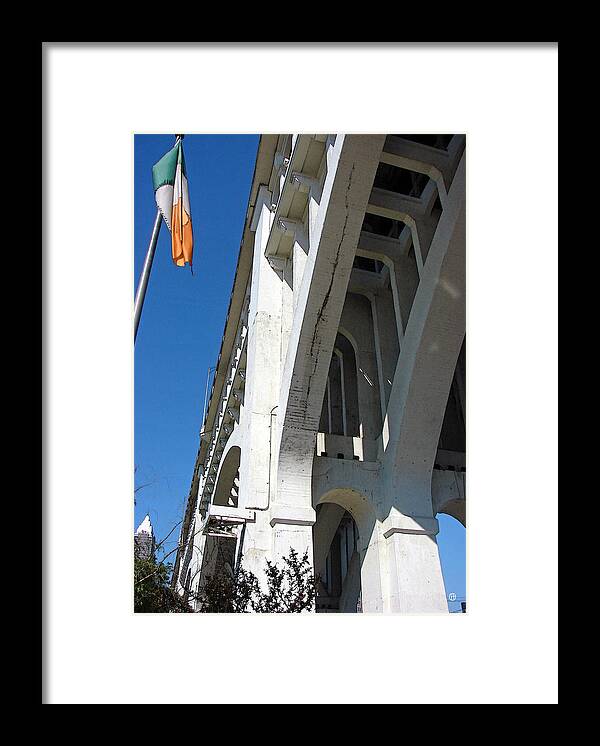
<box><xmin>173</xmin><ymin>134</ymin><xmax>466</xmax><ymax>613</ymax></box>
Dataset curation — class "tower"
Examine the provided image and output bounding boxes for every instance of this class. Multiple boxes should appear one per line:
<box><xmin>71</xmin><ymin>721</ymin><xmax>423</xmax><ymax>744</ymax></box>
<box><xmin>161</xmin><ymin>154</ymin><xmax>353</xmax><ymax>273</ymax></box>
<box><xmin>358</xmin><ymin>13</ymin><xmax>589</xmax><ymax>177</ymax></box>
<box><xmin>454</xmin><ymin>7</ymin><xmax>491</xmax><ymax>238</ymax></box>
<box><xmin>134</xmin><ymin>515</ymin><xmax>156</xmax><ymax>561</ymax></box>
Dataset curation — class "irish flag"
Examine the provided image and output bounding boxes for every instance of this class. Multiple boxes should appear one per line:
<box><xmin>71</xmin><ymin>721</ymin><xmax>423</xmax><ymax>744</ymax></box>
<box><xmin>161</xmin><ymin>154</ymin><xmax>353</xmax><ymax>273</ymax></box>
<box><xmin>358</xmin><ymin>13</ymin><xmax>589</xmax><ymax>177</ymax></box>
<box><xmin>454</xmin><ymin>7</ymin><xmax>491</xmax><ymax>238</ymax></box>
<box><xmin>152</xmin><ymin>140</ymin><xmax>194</xmax><ymax>268</ymax></box>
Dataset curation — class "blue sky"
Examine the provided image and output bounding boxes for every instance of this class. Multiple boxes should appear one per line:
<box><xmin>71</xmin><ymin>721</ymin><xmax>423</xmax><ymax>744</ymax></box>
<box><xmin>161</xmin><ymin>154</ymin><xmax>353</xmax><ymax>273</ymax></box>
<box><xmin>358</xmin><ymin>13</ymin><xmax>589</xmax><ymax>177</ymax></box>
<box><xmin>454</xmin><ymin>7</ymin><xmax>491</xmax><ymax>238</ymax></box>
<box><xmin>134</xmin><ymin>134</ymin><xmax>465</xmax><ymax>607</ymax></box>
<box><xmin>134</xmin><ymin>134</ymin><xmax>259</xmax><ymax>562</ymax></box>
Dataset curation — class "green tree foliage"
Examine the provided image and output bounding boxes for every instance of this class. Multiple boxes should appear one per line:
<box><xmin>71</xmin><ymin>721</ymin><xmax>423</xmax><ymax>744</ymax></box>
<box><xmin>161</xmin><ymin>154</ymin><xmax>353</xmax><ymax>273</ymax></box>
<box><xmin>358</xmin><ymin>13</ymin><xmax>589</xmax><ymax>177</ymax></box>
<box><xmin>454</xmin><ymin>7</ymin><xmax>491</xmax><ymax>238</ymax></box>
<box><xmin>134</xmin><ymin>557</ymin><xmax>192</xmax><ymax>613</ymax></box>
<box><xmin>134</xmin><ymin>547</ymin><xmax>316</xmax><ymax>613</ymax></box>
<box><xmin>255</xmin><ymin>549</ymin><xmax>317</xmax><ymax>612</ymax></box>
<box><xmin>195</xmin><ymin>566</ymin><xmax>260</xmax><ymax>613</ymax></box>
<box><xmin>196</xmin><ymin>549</ymin><xmax>316</xmax><ymax>613</ymax></box>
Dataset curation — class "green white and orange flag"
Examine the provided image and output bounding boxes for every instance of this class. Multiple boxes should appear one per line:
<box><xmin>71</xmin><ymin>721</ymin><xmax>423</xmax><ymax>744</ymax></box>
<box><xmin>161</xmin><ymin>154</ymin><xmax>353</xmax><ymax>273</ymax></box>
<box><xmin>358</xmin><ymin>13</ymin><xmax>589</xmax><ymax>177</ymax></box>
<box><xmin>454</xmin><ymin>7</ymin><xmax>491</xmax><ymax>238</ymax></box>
<box><xmin>152</xmin><ymin>140</ymin><xmax>194</xmax><ymax>268</ymax></box>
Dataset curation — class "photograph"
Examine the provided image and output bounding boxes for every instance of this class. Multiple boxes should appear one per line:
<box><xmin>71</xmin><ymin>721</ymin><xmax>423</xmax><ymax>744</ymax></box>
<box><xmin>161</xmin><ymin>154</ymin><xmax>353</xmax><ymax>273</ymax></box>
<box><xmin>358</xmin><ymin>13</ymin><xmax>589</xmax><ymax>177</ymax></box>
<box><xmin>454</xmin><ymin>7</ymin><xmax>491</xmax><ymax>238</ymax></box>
<box><xmin>134</xmin><ymin>133</ymin><xmax>467</xmax><ymax>614</ymax></box>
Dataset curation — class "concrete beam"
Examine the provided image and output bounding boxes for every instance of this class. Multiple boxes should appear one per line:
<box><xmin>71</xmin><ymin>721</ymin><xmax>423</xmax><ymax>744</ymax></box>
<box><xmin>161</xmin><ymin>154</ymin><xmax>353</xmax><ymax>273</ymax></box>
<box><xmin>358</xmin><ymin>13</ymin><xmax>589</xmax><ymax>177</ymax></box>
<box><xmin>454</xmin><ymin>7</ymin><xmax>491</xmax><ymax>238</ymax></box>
<box><xmin>347</xmin><ymin>267</ymin><xmax>386</xmax><ymax>296</ymax></box>
<box><xmin>381</xmin><ymin>153</ymin><xmax>466</xmax><ymax>514</ymax></box>
<box><xmin>276</xmin><ymin>135</ymin><xmax>386</xmax><ymax>509</ymax></box>
<box><xmin>381</xmin><ymin>135</ymin><xmax>466</xmax><ymax>195</ymax></box>
<box><xmin>368</xmin><ymin>187</ymin><xmax>430</xmax><ymax>223</ymax></box>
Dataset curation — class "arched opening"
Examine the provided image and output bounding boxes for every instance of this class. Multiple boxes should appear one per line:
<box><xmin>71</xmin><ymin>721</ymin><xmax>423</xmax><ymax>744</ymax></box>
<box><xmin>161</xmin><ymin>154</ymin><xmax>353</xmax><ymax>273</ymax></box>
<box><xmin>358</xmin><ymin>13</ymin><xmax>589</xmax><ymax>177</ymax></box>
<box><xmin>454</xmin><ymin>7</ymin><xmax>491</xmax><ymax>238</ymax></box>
<box><xmin>432</xmin><ymin>335</ymin><xmax>465</xmax><ymax>612</ymax></box>
<box><xmin>318</xmin><ymin>332</ymin><xmax>360</xmax><ymax>439</ymax></box>
<box><xmin>313</xmin><ymin>504</ymin><xmax>362</xmax><ymax>613</ymax></box>
<box><xmin>312</xmin><ymin>487</ymin><xmax>380</xmax><ymax>613</ymax></box>
<box><xmin>340</xmin><ymin>294</ymin><xmax>383</xmax><ymax>441</ymax></box>
<box><xmin>212</xmin><ymin>446</ymin><xmax>241</xmax><ymax>507</ymax></box>
<box><xmin>336</xmin><ymin>334</ymin><xmax>360</xmax><ymax>436</ymax></box>
<box><xmin>436</xmin><ymin>513</ymin><xmax>466</xmax><ymax>613</ymax></box>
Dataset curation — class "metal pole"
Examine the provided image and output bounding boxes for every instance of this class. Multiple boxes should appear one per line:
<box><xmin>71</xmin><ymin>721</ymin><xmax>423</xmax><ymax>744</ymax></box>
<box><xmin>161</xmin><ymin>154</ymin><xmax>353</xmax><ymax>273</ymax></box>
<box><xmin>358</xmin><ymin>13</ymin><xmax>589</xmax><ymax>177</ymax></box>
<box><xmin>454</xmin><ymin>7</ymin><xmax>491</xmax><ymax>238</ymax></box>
<box><xmin>134</xmin><ymin>208</ymin><xmax>162</xmax><ymax>343</ymax></box>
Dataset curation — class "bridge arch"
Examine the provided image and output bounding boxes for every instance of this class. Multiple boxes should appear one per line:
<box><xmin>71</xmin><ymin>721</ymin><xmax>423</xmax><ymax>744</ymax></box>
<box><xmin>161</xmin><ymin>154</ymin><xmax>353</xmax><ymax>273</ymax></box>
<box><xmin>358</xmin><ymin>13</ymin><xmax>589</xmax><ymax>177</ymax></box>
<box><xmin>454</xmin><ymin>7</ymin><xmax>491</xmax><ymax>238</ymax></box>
<box><xmin>313</xmin><ymin>488</ymin><xmax>377</xmax><ymax>613</ymax></box>
<box><xmin>313</xmin><ymin>486</ymin><xmax>385</xmax><ymax>612</ymax></box>
<box><xmin>382</xmin><ymin>154</ymin><xmax>466</xmax><ymax>514</ymax></box>
<box><xmin>212</xmin><ymin>445</ymin><xmax>241</xmax><ymax>508</ymax></box>
<box><xmin>432</xmin><ymin>469</ymin><xmax>466</xmax><ymax>526</ymax></box>
<box><xmin>316</xmin><ymin>487</ymin><xmax>376</xmax><ymax>545</ymax></box>
<box><xmin>318</xmin><ymin>331</ymin><xmax>361</xmax><ymax>440</ymax></box>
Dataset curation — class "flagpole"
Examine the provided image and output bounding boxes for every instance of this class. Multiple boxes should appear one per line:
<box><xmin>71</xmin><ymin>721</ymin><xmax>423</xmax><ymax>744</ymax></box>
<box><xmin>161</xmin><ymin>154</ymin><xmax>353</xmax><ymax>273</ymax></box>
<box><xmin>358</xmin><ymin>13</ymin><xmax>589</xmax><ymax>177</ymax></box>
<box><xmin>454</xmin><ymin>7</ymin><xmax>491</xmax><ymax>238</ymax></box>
<box><xmin>134</xmin><ymin>134</ymin><xmax>184</xmax><ymax>344</ymax></box>
<box><xmin>133</xmin><ymin>208</ymin><xmax>163</xmax><ymax>343</ymax></box>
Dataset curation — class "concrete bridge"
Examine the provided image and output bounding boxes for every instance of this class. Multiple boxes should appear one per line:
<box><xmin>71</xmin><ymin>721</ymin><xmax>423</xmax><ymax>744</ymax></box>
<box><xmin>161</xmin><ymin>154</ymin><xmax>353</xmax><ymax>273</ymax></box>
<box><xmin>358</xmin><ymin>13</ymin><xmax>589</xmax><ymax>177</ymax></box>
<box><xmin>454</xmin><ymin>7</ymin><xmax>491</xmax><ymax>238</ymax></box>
<box><xmin>173</xmin><ymin>133</ymin><xmax>466</xmax><ymax>613</ymax></box>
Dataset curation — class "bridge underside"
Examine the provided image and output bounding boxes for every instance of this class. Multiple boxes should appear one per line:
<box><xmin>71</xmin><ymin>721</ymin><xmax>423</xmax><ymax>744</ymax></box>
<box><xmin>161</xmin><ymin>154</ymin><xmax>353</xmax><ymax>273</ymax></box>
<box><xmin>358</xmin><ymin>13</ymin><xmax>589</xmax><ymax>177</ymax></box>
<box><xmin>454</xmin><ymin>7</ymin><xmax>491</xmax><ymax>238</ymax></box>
<box><xmin>175</xmin><ymin>134</ymin><xmax>466</xmax><ymax>613</ymax></box>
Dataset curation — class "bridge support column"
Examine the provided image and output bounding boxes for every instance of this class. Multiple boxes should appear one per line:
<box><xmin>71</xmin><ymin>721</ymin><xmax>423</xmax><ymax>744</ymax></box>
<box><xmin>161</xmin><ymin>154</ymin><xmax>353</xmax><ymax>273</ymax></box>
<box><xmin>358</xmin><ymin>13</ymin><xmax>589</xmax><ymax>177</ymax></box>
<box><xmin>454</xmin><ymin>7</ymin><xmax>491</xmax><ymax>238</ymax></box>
<box><xmin>381</xmin><ymin>510</ymin><xmax>448</xmax><ymax>613</ymax></box>
<box><xmin>270</xmin><ymin>505</ymin><xmax>316</xmax><ymax>566</ymax></box>
<box><xmin>358</xmin><ymin>532</ymin><xmax>386</xmax><ymax>613</ymax></box>
<box><xmin>240</xmin><ymin>189</ymin><xmax>282</xmax><ymax>512</ymax></box>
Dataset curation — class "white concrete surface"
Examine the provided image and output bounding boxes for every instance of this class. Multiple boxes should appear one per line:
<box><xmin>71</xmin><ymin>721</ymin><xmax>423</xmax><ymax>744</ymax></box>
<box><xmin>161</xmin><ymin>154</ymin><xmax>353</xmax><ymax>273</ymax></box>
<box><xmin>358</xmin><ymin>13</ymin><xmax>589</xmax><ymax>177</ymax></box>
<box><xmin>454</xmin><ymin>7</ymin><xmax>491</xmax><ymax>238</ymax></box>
<box><xmin>174</xmin><ymin>134</ymin><xmax>466</xmax><ymax>613</ymax></box>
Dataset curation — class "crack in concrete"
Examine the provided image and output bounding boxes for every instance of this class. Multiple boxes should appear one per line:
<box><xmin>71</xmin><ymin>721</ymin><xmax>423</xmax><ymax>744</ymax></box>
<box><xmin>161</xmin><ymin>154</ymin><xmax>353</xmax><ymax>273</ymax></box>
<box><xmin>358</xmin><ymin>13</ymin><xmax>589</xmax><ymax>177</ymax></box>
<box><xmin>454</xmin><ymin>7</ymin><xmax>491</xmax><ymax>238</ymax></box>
<box><xmin>303</xmin><ymin>162</ymin><xmax>356</xmax><ymax>423</ymax></box>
